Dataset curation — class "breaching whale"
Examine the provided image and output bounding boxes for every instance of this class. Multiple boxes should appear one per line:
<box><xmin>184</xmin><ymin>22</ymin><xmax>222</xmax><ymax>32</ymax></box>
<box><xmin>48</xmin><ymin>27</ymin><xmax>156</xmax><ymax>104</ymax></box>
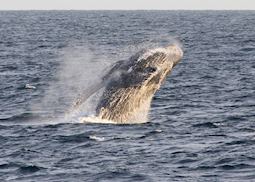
<box><xmin>92</xmin><ymin>44</ymin><xmax>183</xmax><ymax>123</ymax></box>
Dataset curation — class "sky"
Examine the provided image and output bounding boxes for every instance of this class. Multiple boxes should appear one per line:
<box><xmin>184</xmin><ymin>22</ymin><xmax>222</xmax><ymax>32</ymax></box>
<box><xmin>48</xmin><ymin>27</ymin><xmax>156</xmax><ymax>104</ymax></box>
<box><xmin>0</xmin><ymin>0</ymin><xmax>255</xmax><ymax>10</ymax></box>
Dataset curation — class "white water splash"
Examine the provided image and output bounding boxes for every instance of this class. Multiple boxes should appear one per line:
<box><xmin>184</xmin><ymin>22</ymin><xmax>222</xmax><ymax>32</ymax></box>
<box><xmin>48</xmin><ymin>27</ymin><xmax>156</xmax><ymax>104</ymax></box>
<box><xmin>89</xmin><ymin>135</ymin><xmax>105</xmax><ymax>142</ymax></box>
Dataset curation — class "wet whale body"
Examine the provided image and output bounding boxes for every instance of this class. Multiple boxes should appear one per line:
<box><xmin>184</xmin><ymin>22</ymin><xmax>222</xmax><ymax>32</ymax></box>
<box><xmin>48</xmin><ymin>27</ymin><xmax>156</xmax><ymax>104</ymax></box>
<box><xmin>95</xmin><ymin>44</ymin><xmax>183</xmax><ymax>124</ymax></box>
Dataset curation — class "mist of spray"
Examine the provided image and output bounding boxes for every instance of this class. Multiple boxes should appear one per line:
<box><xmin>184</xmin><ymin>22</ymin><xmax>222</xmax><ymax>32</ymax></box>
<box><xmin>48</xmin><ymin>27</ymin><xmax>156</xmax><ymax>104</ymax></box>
<box><xmin>31</xmin><ymin>44</ymin><xmax>113</xmax><ymax>123</ymax></box>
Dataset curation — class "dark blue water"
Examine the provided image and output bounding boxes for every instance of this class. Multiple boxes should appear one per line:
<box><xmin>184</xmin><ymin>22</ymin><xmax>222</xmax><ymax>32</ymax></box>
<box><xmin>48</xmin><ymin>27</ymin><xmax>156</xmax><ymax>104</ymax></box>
<box><xmin>1</xmin><ymin>11</ymin><xmax>255</xmax><ymax>181</ymax></box>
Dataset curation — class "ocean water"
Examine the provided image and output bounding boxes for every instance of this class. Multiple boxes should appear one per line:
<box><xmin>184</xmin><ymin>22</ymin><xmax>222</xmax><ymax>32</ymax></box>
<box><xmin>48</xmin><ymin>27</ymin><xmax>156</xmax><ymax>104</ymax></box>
<box><xmin>0</xmin><ymin>11</ymin><xmax>255</xmax><ymax>181</ymax></box>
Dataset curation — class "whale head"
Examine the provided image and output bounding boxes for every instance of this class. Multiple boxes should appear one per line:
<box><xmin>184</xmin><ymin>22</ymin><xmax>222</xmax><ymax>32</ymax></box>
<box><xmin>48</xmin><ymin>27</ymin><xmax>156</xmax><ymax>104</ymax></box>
<box><xmin>122</xmin><ymin>44</ymin><xmax>183</xmax><ymax>91</ymax></box>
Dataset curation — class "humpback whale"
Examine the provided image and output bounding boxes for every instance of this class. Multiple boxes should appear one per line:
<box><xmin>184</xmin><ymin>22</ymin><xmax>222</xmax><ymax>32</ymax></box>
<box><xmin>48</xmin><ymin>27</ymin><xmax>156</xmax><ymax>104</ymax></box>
<box><xmin>92</xmin><ymin>44</ymin><xmax>183</xmax><ymax>124</ymax></box>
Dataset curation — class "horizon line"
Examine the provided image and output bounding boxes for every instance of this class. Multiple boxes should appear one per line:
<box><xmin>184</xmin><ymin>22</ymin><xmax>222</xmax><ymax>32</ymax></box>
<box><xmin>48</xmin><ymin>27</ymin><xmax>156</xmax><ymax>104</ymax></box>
<box><xmin>0</xmin><ymin>9</ymin><xmax>255</xmax><ymax>11</ymax></box>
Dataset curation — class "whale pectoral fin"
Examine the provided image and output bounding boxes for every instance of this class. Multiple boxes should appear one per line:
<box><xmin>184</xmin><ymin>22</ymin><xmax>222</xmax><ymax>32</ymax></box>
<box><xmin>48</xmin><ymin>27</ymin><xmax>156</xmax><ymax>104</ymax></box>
<box><xmin>71</xmin><ymin>80</ymin><xmax>105</xmax><ymax>109</ymax></box>
<box><xmin>71</xmin><ymin>60</ymin><xmax>129</xmax><ymax>109</ymax></box>
<box><xmin>102</xmin><ymin>60</ymin><xmax>126</xmax><ymax>82</ymax></box>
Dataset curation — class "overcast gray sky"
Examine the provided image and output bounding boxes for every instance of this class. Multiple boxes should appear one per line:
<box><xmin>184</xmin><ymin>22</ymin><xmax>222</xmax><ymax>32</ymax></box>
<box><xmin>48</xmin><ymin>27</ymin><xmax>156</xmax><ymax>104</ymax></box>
<box><xmin>0</xmin><ymin>0</ymin><xmax>255</xmax><ymax>10</ymax></box>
